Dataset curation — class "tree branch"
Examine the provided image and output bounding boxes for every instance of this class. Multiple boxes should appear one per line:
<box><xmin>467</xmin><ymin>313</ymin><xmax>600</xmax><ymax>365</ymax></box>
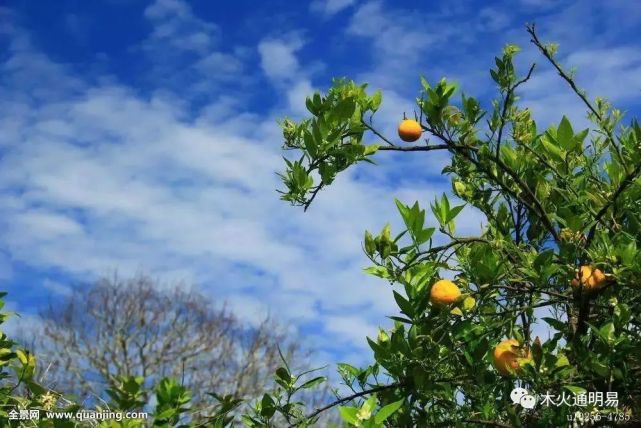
<box><xmin>426</xmin><ymin>126</ymin><xmax>560</xmax><ymax>242</ymax></box>
<box><xmin>584</xmin><ymin>160</ymin><xmax>641</xmax><ymax>248</ymax></box>
<box><xmin>378</xmin><ymin>144</ymin><xmax>453</xmax><ymax>152</ymax></box>
<box><xmin>526</xmin><ymin>23</ymin><xmax>628</xmax><ymax>173</ymax></box>
<box><xmin>303</xmin><ymin>185</ymin><xmax>322</xmax><ymax>212</ymax></box>
<box><xmin>495</xmin><ymin>63</ymin><xmax>536</xmax><ymax>158</ymax></box>
<box><xmin>361</xmin><ymin>120</ymin><xmax>395</xmax><ymax>146</ymax></box>
<box><xmin>295</xmin><ymin>382</ymin><xmax>403</xmax><ymax>427</ymax></box>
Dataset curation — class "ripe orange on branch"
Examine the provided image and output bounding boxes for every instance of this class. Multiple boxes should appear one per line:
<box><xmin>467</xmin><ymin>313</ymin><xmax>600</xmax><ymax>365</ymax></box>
<box><xmin>570</xmin><ymin>265</ymin><xmax>606</xmax><ymax>291</ymax></box>
<box><xmin>397</xmin><ymin>119</ymin><xmax>422</xmax><ymax>142</ymax></box>
<box><xmin>429</xmin><ymin>279</ymin><xmax>461</xmax><ymax>306</ymax></box>
<box><xmin>492</xmin><ymin>339</ymin><xmax>532</xmax><ymax>376</ymax></box>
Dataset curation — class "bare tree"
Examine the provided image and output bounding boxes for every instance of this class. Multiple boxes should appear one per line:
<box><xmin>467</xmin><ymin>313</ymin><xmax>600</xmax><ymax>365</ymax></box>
<box><xmin>30</xmin><ymin>273</ymin><xmax>334</xmax><ymax>420</ymax></box>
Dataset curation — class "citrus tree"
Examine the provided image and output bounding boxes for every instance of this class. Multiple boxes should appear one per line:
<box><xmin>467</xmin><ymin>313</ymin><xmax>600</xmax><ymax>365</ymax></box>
<box><xmin>268</xmin><ymin>24</ymin><xmax>641</xmax><ymax>426</ymax></box>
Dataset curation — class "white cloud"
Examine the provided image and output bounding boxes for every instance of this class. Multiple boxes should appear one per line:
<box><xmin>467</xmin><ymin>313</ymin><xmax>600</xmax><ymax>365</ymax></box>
<box><xmin>311</xmin><ymin>0</ymin><xmax>356</xmax><ymax>16</ymax></box>
<box><xmin>13</xmin><ymin>211</ymin><xmax>84</xmax><ymax>239</ymax></box>
<box><xmin>287</xmin><ymin>79</ymin><xmax>315</xmax><ymax>116</ymax></box>
<box><xmin>43</xmin><ymin>279</ymin><xmax>74</xmax><ymax>297</ymax></box>
<box><xmin>3</xmin><ymin>309</ymin><xmax>45</xmax><ymax>341</ymax></box>
<box><xmin>143</xmin><ymin>0</ymin><xmax>218</xmax><ymax>54</ymax></box>
<box><xmin>0</xmin><ymin>253</ymin><xmax>12</xmax><ymax>281</ymax></box>
<box><xmin>478</xmin><ymin>7</ymin><xmax>511</xmax><ymax>32</ymax></box>
<box><xmin>257</xmin><ymin>37</ymin><xmax>304</xmax><ymax>81</ymax></box>
<box><xmin>194</xmin><ymin>51</ymin><xmax>243</xmax><ymax>75</ymax></box>
<box><xmin>136</xmin><ymin>0</ymin><xmax>248</xmax><ymax>100</ymax></box>
<box><xmin>0</xmin><ymin>25</ymin><xmax>437</xmax><ymax>360</ymax></box>
<box><xmin>324</xmin><ymin>314</ymin><xmax>378</xmax><ymax>345</ymax></box>
<box><xmin>348</xmin><ymin>1</ymin><xmax>433</xmax><ymax>60</ymax></box>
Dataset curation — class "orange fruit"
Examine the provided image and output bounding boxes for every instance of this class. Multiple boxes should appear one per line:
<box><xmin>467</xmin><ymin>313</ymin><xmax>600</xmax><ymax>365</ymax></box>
<box><xmin>398</xmin><ymin>119</ymin><xmax>422</xmax><ymax>142</ymax></box>
<box><xmin>571</xmin><ymin>265</ymin><xmax>606</xmax><ymax>291</ymax></box>
<box><xmin>429</xmin><ymin>279</ymin><xmax>461</xmax><ymax>306</ymax></box>
<box><xmin>493</xmin><ymin>339</ymin><xmax>532</xmax><ymax>376</ymax></box>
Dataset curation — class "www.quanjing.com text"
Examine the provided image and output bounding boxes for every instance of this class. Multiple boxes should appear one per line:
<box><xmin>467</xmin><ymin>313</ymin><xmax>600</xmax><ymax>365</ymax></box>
<box><xmin>9</xmin><ymin>409</ymin><xmax>148</xmax><ymax>422</ymax></box>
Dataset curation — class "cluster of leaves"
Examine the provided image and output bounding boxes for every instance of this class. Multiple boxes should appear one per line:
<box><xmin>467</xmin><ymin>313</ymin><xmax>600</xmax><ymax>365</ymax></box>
<box><xmin>276</xmin><ymin>24</ymin><xmax>641</xmax><ymax>426</ymax></box>
<box><xmin>278</xmin><ymin>79</ymin><xmax>382</xmax><ymax>209</ymax></box>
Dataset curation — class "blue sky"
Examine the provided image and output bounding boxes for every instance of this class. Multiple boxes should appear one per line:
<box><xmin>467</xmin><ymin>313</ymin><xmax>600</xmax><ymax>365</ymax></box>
<box><xmin>1</xmin><ymin>0</ymin><xmax>641</xmax><ymax>369</ymax></box>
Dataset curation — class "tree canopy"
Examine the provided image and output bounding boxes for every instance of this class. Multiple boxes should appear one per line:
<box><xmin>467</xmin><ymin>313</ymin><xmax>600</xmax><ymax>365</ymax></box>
<box><xmin>271</xmin><ymin>24</ymin><xmax>641</xmax><ymax>427</ymax></box>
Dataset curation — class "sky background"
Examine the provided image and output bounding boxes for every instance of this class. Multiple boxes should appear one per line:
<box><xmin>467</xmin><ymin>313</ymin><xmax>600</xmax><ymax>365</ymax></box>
<box><xmin>1</xmin><ymin>0</ymin><xmax>641</xmax><ymax>372</ymax></box>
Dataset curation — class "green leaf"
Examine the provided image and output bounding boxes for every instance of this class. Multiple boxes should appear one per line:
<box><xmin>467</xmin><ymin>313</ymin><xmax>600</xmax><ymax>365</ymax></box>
<box><xmin>260</xmin><ymin>394</ymin><xmax>276</xmax><ymax>418</ymax></box>
<box><xmin>532</xmin><ymin>336</ymin><xmax>543</xmax><ymax>369</ymax></box>
<box><xmin>393</xmin><ymin>291</ymin><xmax>414</xmax><ymax>318</ymax></box>
<box><xmin>557</xmin><ymin>116</ymin><xmax>574</xmax><ymax>149</ymax></box>
<box><xmin>395</xmin><ymin>199</ymin><xmax>411</xmax><ymax>225</ymax></box>
<box><xmin>16</xmin><ymin>349</ymin><xmax>28</xmax><ymax>365</ymax></box>
<box><xmin>338</xmin><ymin>406</ymin><xmax>359</xmax><ymax>424</ymax></box>
<box><xmin>450</xmin><ymin>307</ymin><xmax>463</xmax><ymax>316</ymax></box>
<box><xmin>337</xmin><ymin>363</ymin><xmax>360</xmax><ymax>378</ymax></box>
<box><xmin>555</xmin><ymin>354</ymin><xmax>570</xmax><ymax>368</ymax></box>
<box><xmin>446</xmin><ymin>204</ymin><xmax>465</xmax><ymax>223</ymax></box>
<box><xmin>490</xmin><ymin>69</ymin><xmax>500</xmax><ymax>84</ymax></box>
<box><xmin>358</xmin><ymin>395</ymin><xmax>377</xmax><ymax>421</ymax></box>
<box><xmin>363</xmin><ymin>266</ymin><xmax>390</xmax><ymax>279</ymax></box>
<box><xmin>275</xmin><ymin>367</ymin><xmax>291</xmax><ymax>383</ymax></box>
<box><xmin>573</xmin><ymin>128</ymin><xmax>589</xmax><ymax>146</ymax></box>
<box><xmin>364</xmin><ymin>231</ymin><xmax>376</xmax><ymax>256</ymax></box>
<box><xmin>563</xmin><ymin>385</ymin><xmax>587</xmax><ymax>395</ymax></box>
<box><xmin>599</xmin><ymin>322</ymin><xmax>616</xmax><ymax>344</ymax></box>
<box><xmin>420</xmin><ymin>75</ymin><xmax>430</xmax><ymax>92</ymax></box>
<box><xmin>541</xmin><ymin>136</ymin><xmax>564</xmax><ymax>162</ymax></box>
<box><xmin>588</xmin><ymin>359</ymin><xmax>609</xmax><ymax>377</ymax></box>
<box><xmin>303</xmin><ymin>130</ymin><xmax>317</xmax><ymax>158</ymax></box>
<box><xmin>241</xmin><ymin>415</ymin><xmax>260</xmax><ymax>427</ymax></box>
<box><xmin>462</xmin><ymin>296</ymin><xmax>476</xmax><ymax>311</ymax></box>
<box><xmin>381</xmin><ymin>223</ymin><xmax>392</xmax><ymax>242</ymax></box>
<box><xmin>370</xmin><ymin>90</ymin><xmax>382</xmax><ymax>112</ymax></box>
<box><xmin>614</xmin><ymin>304</ymin><xmax>631</xmax><ymax>328</ymax></box>
<box><xmin>542</xmin><ymin>317</ymin><xmax>566</xmax><ymax>332</ymax></box>
<box><xmin>306</xmin><ymin>97</ymin><xmax>317</xmax><ymax>115</ymax></box>
<box><xmin>374</xmin><ymin>399</ymin><xmax>404</xmax><ymax>424</ymax></box>
<box><xmin>364</xmin><ymin>144</ymin><xmax>380</xmax><ymax>156</ymax></box>
<box><xmin>298</xmin><ymin>376</ymin><xmax>326</xmax><ymax>390</ymax></box>
<box><xmin>334</xmin><ymin>99</ymin><xmax>357</xmax><ymax>121</ymax></box>
<box><xmin>388</xmin><ymin>315</ymin><xmax>414</xmax><ymax>324</ymax></box>
<box><xmin>415</xmin><ymin>227</ymin><xmax>435</xmax><ymax>245</ymax></box>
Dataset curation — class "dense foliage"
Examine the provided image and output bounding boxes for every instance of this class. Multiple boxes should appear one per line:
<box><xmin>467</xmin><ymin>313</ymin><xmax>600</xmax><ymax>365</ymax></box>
<box><xmin>274</xmin><ymin>24</ymin><xmax>641</xmax><ymax>426</ymax></box>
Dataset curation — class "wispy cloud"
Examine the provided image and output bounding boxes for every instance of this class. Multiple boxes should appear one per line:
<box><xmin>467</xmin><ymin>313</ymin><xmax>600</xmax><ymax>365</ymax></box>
<box><xmin>310</xmin><ymin>0</ymin><xmax>356</xmax><ymax>17</ymax></box>
<box><xmin>0</xmin><ymin>22</ymin><xmax>403</xmax><ymax>363</ymax></box>
<box><xmin>258</xmin><ymin>36</ymin><xmax>305</xmax><ymax>81</ymax></box>
<box><xmin>135</xmin><ymin>0</ymin><xmax>249</xmax><ymax>100</ymax></box>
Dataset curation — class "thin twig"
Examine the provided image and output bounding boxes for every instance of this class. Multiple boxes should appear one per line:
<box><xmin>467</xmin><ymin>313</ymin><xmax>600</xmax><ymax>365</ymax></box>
<box><xmin>584</xmin><ymin>160</ymin><xmax>641</xmax><ymax>247</ymax></box>
<box><xmin>526</xmin><ymin>23</ymin><xmax>628</xmax><ymax>173</ymax></box>
<box><xmin>303</xmin><ymin>186</ymin><xmax>322</xmax><ymax>212</ymax></box>
<box><xmin>495</xmin><ymin>63</ymin><xmax>536</xmax><ymax>157</ymax></box>
<box><xmin>378</xmin><ymin>144</ymin><xmax>452</xmax><ymax>152</ymax></box>
<box><xmin>426</xmin><ymin>125</ymin><xmax>560</xmax><ymax>242</ymax></box>
<box><xmin>292</xmin><ymin>382</ymin><xmax>403</xmax><ymax>427</ymax></box>
<box><xmin>361</xmin><ymin>120</ymin><xmax>395</xmax><ymax>146</ymax></box>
